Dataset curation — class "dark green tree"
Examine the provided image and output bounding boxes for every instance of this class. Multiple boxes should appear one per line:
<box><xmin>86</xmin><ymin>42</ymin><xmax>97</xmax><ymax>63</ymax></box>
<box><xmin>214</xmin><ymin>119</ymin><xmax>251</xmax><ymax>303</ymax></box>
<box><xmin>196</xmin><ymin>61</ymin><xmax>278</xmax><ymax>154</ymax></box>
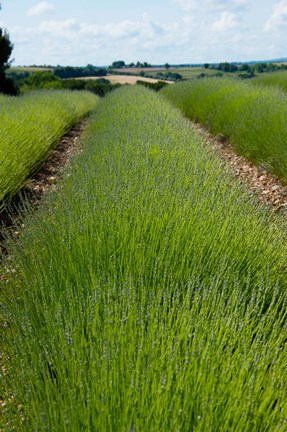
<box><xmin>217</xmin><ymin>62</ymin><xmax>238</xmax><ymax>73</ymax></box>
<box><xmin>239</xmin><ymin>63</ymin><xmax>251</xmax><ymax>72</ymax></box>
<box><xmin>0</xmin><ymin>28</ymin><xmax>13</xmax><ymax>72</ymax></box>
<box><xmin>0</xmin><ymin>4</ymin><xmax>18</xmax><ymax>94</ymax></box>
<box><xmin>110</xmin><ymin>60</ymin><xmax>126</xmax><ymax>69</ymax></box>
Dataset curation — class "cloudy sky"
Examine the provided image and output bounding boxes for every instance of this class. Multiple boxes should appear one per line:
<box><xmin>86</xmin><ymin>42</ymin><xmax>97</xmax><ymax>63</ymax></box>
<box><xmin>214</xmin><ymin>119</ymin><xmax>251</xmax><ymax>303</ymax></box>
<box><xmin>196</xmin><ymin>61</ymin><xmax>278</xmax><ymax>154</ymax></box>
<box><xmin>0</xmin><ymin>0</ymin><xmax>286</xmax><ymax>66</ymax></box>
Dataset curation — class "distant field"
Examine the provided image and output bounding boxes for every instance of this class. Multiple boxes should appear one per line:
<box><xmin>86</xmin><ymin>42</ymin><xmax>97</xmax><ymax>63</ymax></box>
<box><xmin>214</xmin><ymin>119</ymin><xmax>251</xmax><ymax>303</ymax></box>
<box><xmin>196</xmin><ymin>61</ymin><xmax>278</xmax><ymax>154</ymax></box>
<box><xmin>112</xmin><ymin>66</ymin><xmax>217</xmax><ymax>80</ymax></box>
<box><xmin>10</xmin><ymin>66</ymin><xmax>223</xmax><ymax>81</ymax></box>
<box><xmin>168</xmin><ymin>67</ymin><xmax>218</xmax><ymax>79</ymax></box>
<box><xmin>10</xmin><ymin>66</ymin><xmax>53</xmax><ymax>72</ymax></box>
<box><xmin>83</xmin><ymin>74</ymin><xmax>173</xmax><ymax>85</ymax></box>
<box><xmin>11</xmin><ymin>66</ymin><xmax>216</xmax><ymax>78</ymax></box>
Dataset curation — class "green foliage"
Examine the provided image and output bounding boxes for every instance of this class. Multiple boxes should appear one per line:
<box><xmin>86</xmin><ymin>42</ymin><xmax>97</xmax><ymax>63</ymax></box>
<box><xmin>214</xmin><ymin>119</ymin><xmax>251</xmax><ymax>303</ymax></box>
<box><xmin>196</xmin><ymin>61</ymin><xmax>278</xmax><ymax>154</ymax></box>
<box><xmin>83</xmin><ymin>79</ymin><xmax>120</xmax><ymax>96</ymax></box>
<box><xmin>251</xmin><ymin>62</ymin><xmax>287</xmax><ymax>74</ymax></box>
<box><xmin>197</xmin><ymin>72</ymin><xmax>206</xmax><ymax>79</ymax></box>
<box><xmin>109</xmin><ymin>61</ymin><xmax>153</xmax><ymax>70</ymax></box>
<box><xmin>239</xmin><ymin>63</ymin><xmax>252</xmax><ymax>72</ymax></box>
<box><xmin>110</xmin><ymin>60</ymin><xmax>126</xmax><ymax>69</ymax></box>
<box><xmin>212</xmin><ymin>62</ymin><xmax>287</xmax><ymax>75</ymax></box>
<box><xmin>237</xmin><ymin>64</ymin><xmax>255</xmax><ymax>79</ymax></box>
<box><xmin>0</xmin><ymin>28</ymin><xmax>13</xmax><ymax>72</ymax></box>
<box><xmin>134</xmin><ymin>61</ymin><xmax>152</xmax><ymax>68</ymax></box>
<box><xmin>53</xmin><ymin>65</ymin><xmax>107</xmax><ymax>79</ymax></box>
<box><xmin>0</xmin><ymin>90</ymin><xmax>99</xmax><ymax>207</ymax></box>
<box><xmin>17</xmin><ymin>71</ymin><xmax>119</xmax><ymax>97</ymax></box>
<box><xmin>0</xmin><ymin>76</ymin><xmax>18</xmax><ymax>95</ymax></box>
<box><xmin>18</xmin><ymin>71</ymin><xmax>63</xmax><ymax>92</ymax></box>
<box><xmin>237</xmin><ymin>71</ymin><xmax>255</xmax><ymax>79</ymax></box>
<box><xmin>217</xmin><ymin>62</ymin><xmax>238</xmax><ymax>72</ymax></box>
<box><xmin>2</xmin><ymin>86</ymin><xmax>287</xmax><ymax>430</ymax></box>
<box><xmin>136</xmin><ymin>79</ymin><xmax>169</xmax><ymax>91</ymax></box>
<box><xmin>6</xmin><ymin>69</ymin><xmax>30</xmax><ymax>82</ymax></box>
<box><xmin>162</xmin><ymin>77</ymin><xmax>287</xmax><ymax>182</ymax></box>
<box><xmin>61</xmin><ymin>78</ymin><xmax>120</xmax><ymax>97</ymax></box>
<box><xmin>251</xmin><ymin>71</ymin><xmax>287</xmax><ymax>92</ymax></box>
<box><xmin>0</xmin><ymin>22</ymin><xmax>18</xmax><ymax>94</ymax></box>
<box><xmin>154</xmin><ymin>71</ymin><xmax>182</xmax><ymax>81</ymax></box>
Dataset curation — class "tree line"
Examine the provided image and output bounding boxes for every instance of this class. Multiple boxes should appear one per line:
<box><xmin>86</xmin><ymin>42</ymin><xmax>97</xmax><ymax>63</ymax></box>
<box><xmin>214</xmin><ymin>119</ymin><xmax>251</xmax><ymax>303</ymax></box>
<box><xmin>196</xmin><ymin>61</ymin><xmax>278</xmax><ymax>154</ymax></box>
<box><xmin>53</xmin><ymin>65</ymin><xmax>106</xmax><ymax>79</ymax></box>
<box><xmin>204</xmin><ymin>61</ymin><xmax>287</xmax><ymax>79</ymax></box>
<box><xmin>12</xmin><ymin>71</ymin><xmax>120</xmax><ymax>97</ymax></box>
<box><xmin>109</xmin><ymin>60</ymin><xmax>152</xmax><ymax>69</ymax></box>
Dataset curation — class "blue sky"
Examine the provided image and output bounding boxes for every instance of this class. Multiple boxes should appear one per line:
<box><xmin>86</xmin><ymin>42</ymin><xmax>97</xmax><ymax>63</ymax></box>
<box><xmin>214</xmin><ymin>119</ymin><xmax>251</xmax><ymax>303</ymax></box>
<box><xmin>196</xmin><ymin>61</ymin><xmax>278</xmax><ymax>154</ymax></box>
<box><xmin>0</xmin><ymin>0</ymin><xmax>286</xmax><ymax>66</ymax></box>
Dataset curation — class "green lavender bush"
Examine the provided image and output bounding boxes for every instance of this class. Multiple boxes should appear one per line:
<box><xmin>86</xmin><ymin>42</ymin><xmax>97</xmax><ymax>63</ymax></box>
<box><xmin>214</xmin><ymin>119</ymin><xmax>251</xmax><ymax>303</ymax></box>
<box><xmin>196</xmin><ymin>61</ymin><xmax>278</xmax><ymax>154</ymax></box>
<box><xmin>2</xmin><ymin>86</ymin><xmax>287</xmax><ymax>431</ymax></box>
<box><xmin>0</xmin><ymin>90</ymin><xmax>99</xmax><ymax>208</ymax></box>
<box><xmin>251</xmin><ymin>71</ymin><xmax>287</xmax><ymax>92</ymax></box>
<box><xmin>162</xmin><ymin>77</ymin><xmax>287</xmax><ymax>182</ymax></box>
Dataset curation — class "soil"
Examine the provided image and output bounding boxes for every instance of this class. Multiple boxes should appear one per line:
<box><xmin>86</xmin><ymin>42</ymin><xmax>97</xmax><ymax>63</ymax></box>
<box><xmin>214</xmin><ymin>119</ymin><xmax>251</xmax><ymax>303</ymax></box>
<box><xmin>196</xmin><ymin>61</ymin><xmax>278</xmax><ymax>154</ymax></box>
<box><xmin>24</xmin><ymin>120</ymin><xmax>85</xmax><ymax>199</ymax></box>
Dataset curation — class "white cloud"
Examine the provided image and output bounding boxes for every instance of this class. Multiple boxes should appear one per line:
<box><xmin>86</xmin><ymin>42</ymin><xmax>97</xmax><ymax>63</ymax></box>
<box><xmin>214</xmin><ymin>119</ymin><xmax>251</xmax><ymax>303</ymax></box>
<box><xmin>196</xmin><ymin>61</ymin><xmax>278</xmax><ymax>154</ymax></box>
<box><xmin>264</xmin><ymin>0</ymin><xmax>287</xmax><ymax>31</ymax></box>
<box><xmin>39</xmin><ymin>17</ymin><xmax>178</xmax><ymax>43</ymax></box>
<box><xmin>174</xmin><ymin>0</ymin><xmax>197</xmax><ymax>10</ymax></box>
<box><xmin>39</xmin><ymin>18</ymin><xmax>80</xmax><ymax>37</ymax></box>
<box><xmin>27</xmin><ymin>2</ymin><xmax>55</xmax><ymax>17</ymax></box>
<box><xmin>8</xmin><ymin>16</ymin><xmax>193</xmax><ymax>65</ymax></box>
<box><xmin>211</xmin><ymin>11</ymin><xmax>240</xmax><ymax>31</ymax></box>
<box><xmin>4</xmin><ymin>2</ymin><xmax>287</xmax><ymax>67</ymax></box>
<box><xmin>174</xmin><ymin>0</ymin><xmax>247</xmax><ymax>12</ymax></box>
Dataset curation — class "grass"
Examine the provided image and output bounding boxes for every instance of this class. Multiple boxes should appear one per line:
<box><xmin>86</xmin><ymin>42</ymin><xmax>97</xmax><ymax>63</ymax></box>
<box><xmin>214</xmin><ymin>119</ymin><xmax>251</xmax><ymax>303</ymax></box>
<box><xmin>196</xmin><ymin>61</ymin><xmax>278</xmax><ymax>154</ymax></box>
<box><xmin>2</xmin><ymin>86</ymin><xmax>287</xmax><ymax>430</ymax></box>
<box><xmin>0</xmin><ymin>90</ymin><xmax>99</xmax><ymax>208</ymax></box>
<box><xmin>161</xmin><ymin>77</ymin><xmax>287</xmax><ymax>183</ymax></box>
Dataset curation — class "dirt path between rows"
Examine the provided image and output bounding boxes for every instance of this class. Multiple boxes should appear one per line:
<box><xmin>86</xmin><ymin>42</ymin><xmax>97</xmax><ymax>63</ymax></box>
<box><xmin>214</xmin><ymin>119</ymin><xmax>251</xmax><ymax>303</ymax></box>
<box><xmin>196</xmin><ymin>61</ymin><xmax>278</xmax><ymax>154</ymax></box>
<box><xmin>25</xmin><ymin>120</ymin><xmax>85</xmax><ymax>198</ymax></box>
<box><xmin>193</xmin><ymin>123</ymin><xmax>287</xmax><ymax>214</ymax></box>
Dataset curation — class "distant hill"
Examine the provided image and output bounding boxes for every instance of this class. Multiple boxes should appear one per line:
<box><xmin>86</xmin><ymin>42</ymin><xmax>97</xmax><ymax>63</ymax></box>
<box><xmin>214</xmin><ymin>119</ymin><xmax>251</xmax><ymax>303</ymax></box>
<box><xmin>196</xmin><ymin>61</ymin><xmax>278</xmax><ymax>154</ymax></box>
<box><xmin>247</xmin><ymin>58</ymin><xmax>287</xmax><ymax>64</ymax></box>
